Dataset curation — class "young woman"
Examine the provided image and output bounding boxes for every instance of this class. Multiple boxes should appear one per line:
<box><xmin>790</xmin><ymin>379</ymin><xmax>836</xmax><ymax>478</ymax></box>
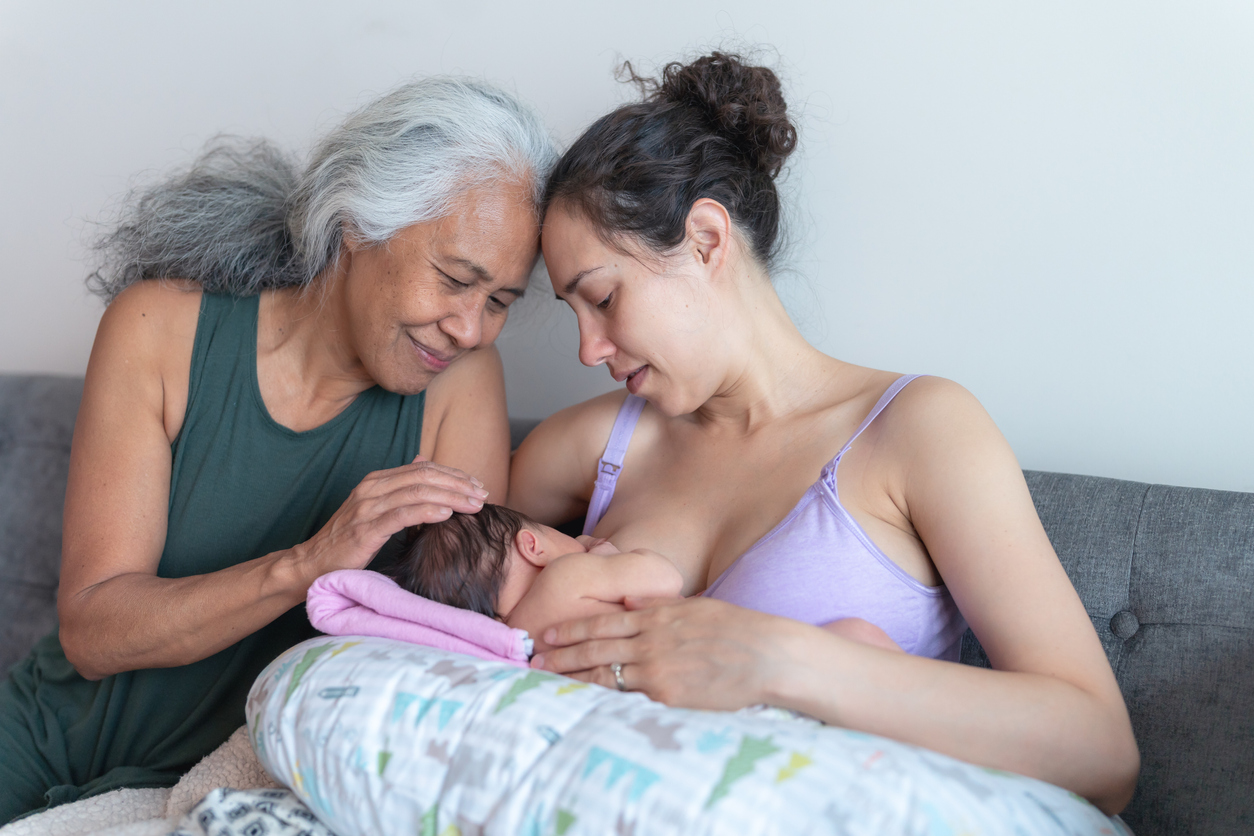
<box><xmin>0</xmin><ymin>78</ymin><xmax>555</xmax><ymax>821</ymax></box>
<box><xmin>509</xmin><ymin>53</ymin><xmax>1139</xmax><ymax>814</ymax></box>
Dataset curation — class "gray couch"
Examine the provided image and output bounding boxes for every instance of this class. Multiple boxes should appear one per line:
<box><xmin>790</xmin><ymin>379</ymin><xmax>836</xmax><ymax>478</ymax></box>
<box><xmin>1</xmin><ymin>374</ymin><xmax>1250</xmax><ymax>835</ymax></box>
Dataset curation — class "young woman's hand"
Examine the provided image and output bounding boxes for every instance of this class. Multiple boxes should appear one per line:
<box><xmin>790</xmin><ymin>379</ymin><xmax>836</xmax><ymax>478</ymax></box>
<box><xmin>530</xmin><ymin>596</ymin><xmax>808</xmax><ymax>710</ymax></box>
<box><xmin>288</xmin><ymin>455</ymin><xmax>489</xmax><ymax>584</ymax></box>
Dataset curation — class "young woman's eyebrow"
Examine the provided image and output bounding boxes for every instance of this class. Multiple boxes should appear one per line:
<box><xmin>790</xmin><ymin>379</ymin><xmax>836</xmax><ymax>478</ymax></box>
<box><xmin>557</xmin><ymin>267</ymin><xmax>602</xmax><ymax>299</ymax></box>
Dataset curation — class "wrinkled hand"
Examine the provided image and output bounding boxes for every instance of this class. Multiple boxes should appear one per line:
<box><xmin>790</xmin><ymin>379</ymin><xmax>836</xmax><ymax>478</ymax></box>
<box><xmin>530</xmin><ymin>596</ymin><xmax>804</xmax><ymax>711</ymax></box>
<box><xmin>291</xmin><ymin>455</ymin><xmax>488</xmax><ymax>584</ymax></box>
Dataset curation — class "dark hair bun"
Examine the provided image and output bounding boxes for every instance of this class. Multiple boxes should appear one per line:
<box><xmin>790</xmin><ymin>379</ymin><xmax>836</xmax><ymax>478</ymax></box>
<box><xmin>642</xmin><ymin>52</ymin><xmax>797</xmax><ymax>178</ymax></box>
<box><xmin>545</xmin><ymin>50</ymin><xmax>796</xmax><ymax>266</ymax></box>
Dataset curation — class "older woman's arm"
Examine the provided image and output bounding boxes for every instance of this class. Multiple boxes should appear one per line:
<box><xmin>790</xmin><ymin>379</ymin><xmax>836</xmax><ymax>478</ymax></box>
<box><xmin>58</xmin><ymin>282</ymin><xmax>489</xmax><ymax>679</ymax></box>
<box><xmin>420</xmin><ymin>346</ymin><xmax>511</xmax><ymax>501</ymax></box>
<box><xmin>531</xmin><ymin>378</ymin><xmax>1139</xmax><ymax>815</ymax></box>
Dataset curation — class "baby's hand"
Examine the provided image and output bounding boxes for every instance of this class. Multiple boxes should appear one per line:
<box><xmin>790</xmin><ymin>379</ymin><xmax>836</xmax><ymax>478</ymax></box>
<box><xmin>819</xmin><ymin>617</ymin><xmax>903</xmax><ymax>652</ymax></box>
<box><xmin>576</xmin><ymin>535</ymin><xmax>621</xmax><ymax>556</ymax></box>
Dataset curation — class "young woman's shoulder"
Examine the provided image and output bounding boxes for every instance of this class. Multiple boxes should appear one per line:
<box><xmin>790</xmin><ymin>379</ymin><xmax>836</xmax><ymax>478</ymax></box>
<box><xmin>867</xmin><ymin>373</ymin><xmax>1037</xmax><ymax>563</ymax></box>
<box><xmin>423</xmin><ymin>345</ymin><xmax>508</xmax><ymax>438</ymax></box>
<box><xmin>530</xmin><ymin>388</ymin><xmax>630</xmax><ymax>451</ymax></box>
<box><xmin>873</xmin><ymin>374</ymin><xmax>1003</xmax><ymax>454</ymax></box>
<box><xmin>831</xmin><ymin>370</ymin><xmax>1012</xmax><ymax>506</ymax></box>
<box><xmin>508</xmin><ymin>389</ymin><xmax>630</xmax><ymax>524</ymax></box>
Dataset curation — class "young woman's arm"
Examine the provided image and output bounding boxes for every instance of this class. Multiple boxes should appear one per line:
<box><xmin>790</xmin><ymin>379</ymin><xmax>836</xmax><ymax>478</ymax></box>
<box><xmin>58</xmin><ymin>283</ymin><xmax>488</xmax><ymax>679</ymax></box>
<box><xmin>507</xmin><ymin>390</ymin><xmax>626</xmax><ymax>524</ymax></box>
<box><xmin>531</xmin><ymin>379</ymin><xmax>1139</xmax><ymax>814</ymax></box>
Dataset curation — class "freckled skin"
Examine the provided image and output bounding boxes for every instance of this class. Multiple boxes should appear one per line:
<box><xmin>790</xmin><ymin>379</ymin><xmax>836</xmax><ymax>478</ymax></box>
<box><xmin>336</xmin><ymin>179</ymin><xmax>540</xmax><ymax>396</ymax></box>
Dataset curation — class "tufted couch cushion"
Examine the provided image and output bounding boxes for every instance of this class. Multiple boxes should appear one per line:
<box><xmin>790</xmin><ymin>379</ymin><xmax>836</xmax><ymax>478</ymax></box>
<box><xmin>961</xmin><ymin>471</ymin><xmax>1254</xmax><ymax>835</ymax></box>
<box><xmin>0</xmin><ymin>375</ymin><xmax>82</xmax><ymax>675</ymax></box>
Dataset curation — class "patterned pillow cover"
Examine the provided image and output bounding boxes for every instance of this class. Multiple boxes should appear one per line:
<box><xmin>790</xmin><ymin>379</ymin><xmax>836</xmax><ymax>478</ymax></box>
<box><xmin>247</xmin><ymin>636</ymin><xmax>1129</xmax><ymax>836</ymax></box>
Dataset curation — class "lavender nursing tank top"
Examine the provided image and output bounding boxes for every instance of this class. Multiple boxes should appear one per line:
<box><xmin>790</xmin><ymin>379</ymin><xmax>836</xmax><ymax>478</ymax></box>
<box><xmin>584</xmin><ymin>376</ymin><xmax>968</xmax><ymax>661</ymax></box>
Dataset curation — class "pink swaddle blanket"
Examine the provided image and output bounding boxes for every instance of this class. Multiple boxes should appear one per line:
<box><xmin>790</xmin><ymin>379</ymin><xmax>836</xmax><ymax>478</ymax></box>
<box><xmin>306</xmin><ymin>569</ymin><xmax>532</xmax><ymax>667</ymax></box>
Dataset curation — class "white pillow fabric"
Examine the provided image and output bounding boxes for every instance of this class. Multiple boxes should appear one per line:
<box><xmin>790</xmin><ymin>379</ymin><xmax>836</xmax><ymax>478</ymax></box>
<box><xmin>248</xmin><ymin>636</ymin><xmax>1128</xmax><ymax>836</ymax></box>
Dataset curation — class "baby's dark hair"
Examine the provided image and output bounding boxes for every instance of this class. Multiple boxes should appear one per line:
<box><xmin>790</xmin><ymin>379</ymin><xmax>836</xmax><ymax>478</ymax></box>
<box><xmin>389</xmin><ymin>503</ymin><xmax>536</xmax><ymax>618</ymax></box>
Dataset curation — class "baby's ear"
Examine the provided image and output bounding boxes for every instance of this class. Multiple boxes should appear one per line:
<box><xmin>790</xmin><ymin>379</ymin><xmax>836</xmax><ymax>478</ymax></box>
<box><xmin>514</xmin><ymin>528</ymin><xmax>547</xmax><ymax>568</ymax></box>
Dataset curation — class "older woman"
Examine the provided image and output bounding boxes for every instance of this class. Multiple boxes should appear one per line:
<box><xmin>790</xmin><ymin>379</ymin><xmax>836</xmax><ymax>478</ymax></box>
<box><xmin>509</xmin><ymin>53</ymin><xmax>1140</xmax><ymax>814</ymax></box>
<box><xmin>0</xmin><ymin>79</ymin><xmax>555</xmax><ymax>821</ymax></box>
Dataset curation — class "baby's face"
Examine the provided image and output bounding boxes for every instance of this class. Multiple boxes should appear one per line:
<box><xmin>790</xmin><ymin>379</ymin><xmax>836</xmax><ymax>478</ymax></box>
<box><xmin>494</xmin><ymin>524</ymin><xmax>587</xmax><ymax>619</ymax></box>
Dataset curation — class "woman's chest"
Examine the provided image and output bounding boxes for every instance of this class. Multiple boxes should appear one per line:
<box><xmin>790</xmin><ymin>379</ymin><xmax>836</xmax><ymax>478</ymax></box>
<box><xmin>590</xmin><ymin>431</ymin><xmax>837</xmax><ymax>592</ymax></box>
<box><xmin>590</xmin><ymin>422</ymin><xmax>937</xmax><ymax>593</ymax></box>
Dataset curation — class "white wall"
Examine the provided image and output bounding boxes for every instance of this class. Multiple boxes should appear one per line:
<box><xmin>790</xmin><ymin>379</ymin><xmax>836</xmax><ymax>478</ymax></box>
<box><xmin>2</xmin><ymin>1</ymin><xmax>1251</xmax><ymax>491</ymax></box>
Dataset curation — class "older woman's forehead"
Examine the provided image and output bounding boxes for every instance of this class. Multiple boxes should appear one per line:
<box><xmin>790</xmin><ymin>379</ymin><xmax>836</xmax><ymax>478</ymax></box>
<box><xmin>436</xmin><ymin>183</ymin><xmax>540</xmax><ymax>275</ymax></box>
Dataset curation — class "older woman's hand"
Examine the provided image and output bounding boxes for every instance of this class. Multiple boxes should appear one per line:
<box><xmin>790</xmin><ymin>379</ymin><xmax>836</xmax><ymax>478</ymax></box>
<box><xmin>530</xmin><ymin>596</ymin><xmax>808</xmax><ymax>711</ymax></box>
<box><xmin>289</xmin><ymin>455</ymin><xmax>489</xmax><ymax>584</ymax></box>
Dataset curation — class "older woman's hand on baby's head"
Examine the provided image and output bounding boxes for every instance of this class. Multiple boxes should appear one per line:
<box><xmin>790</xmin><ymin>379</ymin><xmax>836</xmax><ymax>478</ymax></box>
<box><xmin>288</xmin><ymin>455</ymin><xmax>489</xmax><ymax>586</ymax></box>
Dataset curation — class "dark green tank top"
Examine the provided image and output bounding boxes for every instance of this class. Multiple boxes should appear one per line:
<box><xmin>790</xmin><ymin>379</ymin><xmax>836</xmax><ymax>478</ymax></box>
<box><xmin>11</xmin><ymin>293</ymin><xmax>424</xmax><ymax>799</ymax></box>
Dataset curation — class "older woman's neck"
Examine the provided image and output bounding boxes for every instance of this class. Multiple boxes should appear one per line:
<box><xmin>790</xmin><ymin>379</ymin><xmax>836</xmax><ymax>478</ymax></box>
<box><xmin>256</xmin><ymin>271</ymin><xmax>376</xmax><ymax>429</ymax></box>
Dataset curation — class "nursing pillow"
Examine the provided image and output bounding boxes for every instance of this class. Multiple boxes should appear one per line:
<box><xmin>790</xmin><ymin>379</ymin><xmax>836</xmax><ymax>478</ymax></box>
<box><xmin>247</xmin><ymin>636</ymin><xmax>1127</xmax><ymax>836</ymax></box>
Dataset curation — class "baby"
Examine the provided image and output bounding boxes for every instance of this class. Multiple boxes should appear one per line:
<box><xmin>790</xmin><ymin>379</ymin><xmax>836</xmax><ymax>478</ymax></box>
<box><xmin>390</xmin><ymin>504</ymin><xmax>682</xmax><ymax>653</ymax></box>
<box><xmin>389</xmin><ymin>504</ymin><xmax>901</xmax><ymax>654</ymax></box>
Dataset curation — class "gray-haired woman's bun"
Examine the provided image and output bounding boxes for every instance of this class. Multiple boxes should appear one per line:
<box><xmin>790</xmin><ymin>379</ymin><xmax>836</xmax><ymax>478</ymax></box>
<box><xmin>89</xmin><ymin>77</ymin><xmax>557</xmax><ymax>303</ymax></box>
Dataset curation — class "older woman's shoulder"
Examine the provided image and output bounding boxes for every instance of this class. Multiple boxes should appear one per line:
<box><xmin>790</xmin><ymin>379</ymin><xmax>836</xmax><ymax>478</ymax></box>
<box><xmin>84</xmin><ymin>279</ymin><xmax>204</xmax><ymax>445</ymax></box>
<box><xmin>98</xmin><ymin>278</ymin><xmax>203</xmax><ymax>344</ymax></box>
<box><xmin>93</xmin><ymin>279</ymin><xmax>202</xmax><ymax>367</ymax></box>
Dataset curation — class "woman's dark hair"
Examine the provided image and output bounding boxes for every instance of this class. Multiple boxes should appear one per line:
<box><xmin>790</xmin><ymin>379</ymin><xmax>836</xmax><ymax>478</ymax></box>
<box><xmin>389</xmin><ymin>503</ymin><xmax>535</xmax><ymax>617</ymax></box>
<box><xmin>543</xmin><ymin>51</ymin><xmax>798</xmax><ymax>266</ymax></box>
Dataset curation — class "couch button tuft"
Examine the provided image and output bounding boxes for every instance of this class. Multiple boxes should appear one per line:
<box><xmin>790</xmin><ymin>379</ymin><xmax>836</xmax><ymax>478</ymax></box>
<box><xmin>1110</xmin><ymin>610</ymin><xmax>1139</xmax><ymax>640</ymax></box>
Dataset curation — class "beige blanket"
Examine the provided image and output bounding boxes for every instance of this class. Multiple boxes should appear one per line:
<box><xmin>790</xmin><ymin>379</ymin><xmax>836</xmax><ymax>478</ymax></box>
<box><xmin>0</xmin><ymin>727</ymin><xmax>277</xmax><ymax>836</ymax></box>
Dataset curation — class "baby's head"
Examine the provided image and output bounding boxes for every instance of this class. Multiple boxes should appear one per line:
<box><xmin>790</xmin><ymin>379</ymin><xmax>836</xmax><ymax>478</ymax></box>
<box><xmin>389</xmin><ymin>504</ymin><xmax>586</xmax><ymax>619</ymax></box>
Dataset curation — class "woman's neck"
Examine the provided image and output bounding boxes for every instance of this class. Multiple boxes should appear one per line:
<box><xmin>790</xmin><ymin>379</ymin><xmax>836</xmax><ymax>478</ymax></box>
<box><xmin>256</xmin><ymin>270</ymin><xmax>377</xmax><ymax>428</ymax></box>
<box><xmin>693</xmin><ymin>270</ymin><xmax>845</xmax><ymax>434</ymax></box>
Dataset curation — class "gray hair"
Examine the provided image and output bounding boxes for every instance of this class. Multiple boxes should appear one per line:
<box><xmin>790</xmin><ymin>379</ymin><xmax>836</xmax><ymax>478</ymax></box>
<box><xmin>88</xmin><ymin>77</ymin><xmax>557</xmax><ymax>302</ymax></box>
